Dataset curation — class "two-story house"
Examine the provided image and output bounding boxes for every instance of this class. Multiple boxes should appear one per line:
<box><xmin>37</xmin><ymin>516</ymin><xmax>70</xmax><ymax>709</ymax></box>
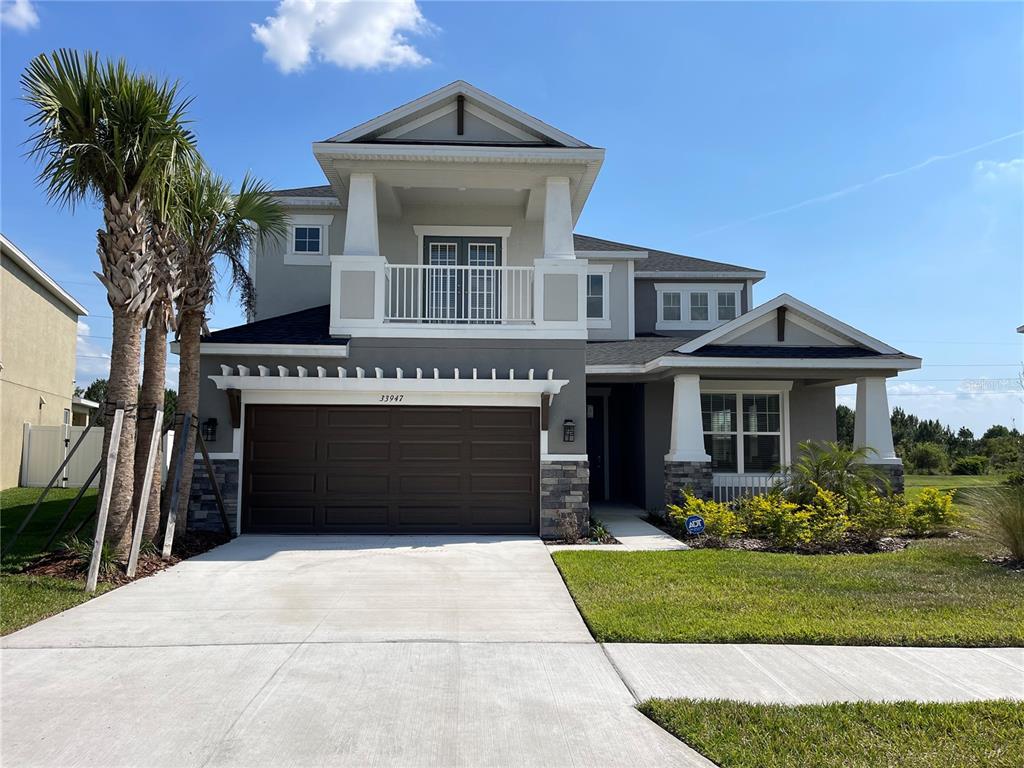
<box><xmin>187</xmin><ymin>81</ymin><xmax>920</xmax><ymax>538</ymax></box>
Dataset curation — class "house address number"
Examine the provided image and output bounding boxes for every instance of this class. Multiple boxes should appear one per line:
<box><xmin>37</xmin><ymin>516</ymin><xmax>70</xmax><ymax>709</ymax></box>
<box><xmin>379</xmin><ymin>394</ymin><xmax>405</xmax><ymax>403</ymax></box>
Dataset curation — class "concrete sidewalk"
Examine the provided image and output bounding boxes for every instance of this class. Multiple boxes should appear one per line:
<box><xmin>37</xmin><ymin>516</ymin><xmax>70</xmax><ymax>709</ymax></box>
<box><xmin>605</xmin><ymin>643</ymin><xmax>1024</xmax><ymax>704</ymax></box>
<box><xmin>593</xmin><ymin>506</ymin><xmax>688</xmax><ymax>551</ymax></box>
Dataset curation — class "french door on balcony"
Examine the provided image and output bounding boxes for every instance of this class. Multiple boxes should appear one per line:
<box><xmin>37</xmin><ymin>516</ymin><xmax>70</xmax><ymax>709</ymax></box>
<box><xmin>423</xmin><ymin>236</ymin><xmax>502</xmax><ymax>323</ymax></box>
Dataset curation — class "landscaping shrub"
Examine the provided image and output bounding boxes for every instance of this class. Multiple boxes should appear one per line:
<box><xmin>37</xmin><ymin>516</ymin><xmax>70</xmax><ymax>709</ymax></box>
<box><xmin>740</xmin><ymin>494</ymin><xmax>807</xmax><ymax>547</ymax></box>
<box><xmin>780</xmin><ymin>441</ymin><xmax>887</xmax><ymax>503</ymax></box>
<box><xmin>803</xmin><ymin>485</ymin><xmax>851</xmax><ymax>547</ymax></box>
<box><xmin>951</xmin><ymin>455</ymin><xmax>989</xmax><ymax>475</ymax></box>
<box><xmin>906</xmin><ymin>442</ymin><xmax>949</xmax><ymax>474</ymax></box>
<box><xmin>61</xmin><ymin>535</ymin><xmax>118</xmax><ymax>579</ymax></box>
<box><xmin>845</xmin><ymin>487</ymin><xmax>909</xmax><ymax>541</ymax></box>
<box><xmin>1004</xmin><ymin>471</ymin><xmax>1024</xmax><ymax>488</ymax></box>
<box><xmin>963</xmin><ymin>485</ymin><xmax>1024</xmax><ymax>561</ymax></box>
<box><xmin>668</xmin><ymin>493</ymin><xmax>746</xmax><ymax>538</ymax></box>
<box><xmin>906</xmin><ymin>488</ymin><xmax>958</xmax><ymax>535</ymax></box>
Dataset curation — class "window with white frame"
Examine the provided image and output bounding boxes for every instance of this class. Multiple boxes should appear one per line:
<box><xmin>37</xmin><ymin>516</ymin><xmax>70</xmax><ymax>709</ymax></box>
<box><xmin>656</xmin><ymin>283</ymin><xmax>742</xmax><ymax>329</ymax></box>
<box><xmin>293</xmin><ymin>226</ymin><xmax>322</xmax><ymax>254</ymax></box>
<box><xmin>284</xmin><ymin>214</ymin><xmax>334</xmax><ymax>265</ymax></box>
<box><xmin>701</xmin><ymin>391</ymin><xmax>783</xmax><ymax>473</ymax></box>
<box><xmin>586</xmin><ymin>264</ymin><xmax>613</xmax><ymax>327</ymax></box>
<box><xmin>717</xmin><ymin>292</ymin><xmax>737</xmax><ymax>321</ymax></box>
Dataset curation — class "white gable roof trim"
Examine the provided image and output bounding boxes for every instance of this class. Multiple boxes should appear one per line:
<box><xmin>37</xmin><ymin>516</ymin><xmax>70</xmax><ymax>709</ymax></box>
<box><xmin>326</xmin><ymin>81</ymin><xmax>591</xmax><ymax>148</ymax></box>
<box><xmin>0</xmin><ymin>234</ymin><xmax>88</xmax><ymax>316</ymax></box>
<box><xmin>675</xmin><ymin>293</ymin><xmax>903</xmax><ymax>356</ymax></box>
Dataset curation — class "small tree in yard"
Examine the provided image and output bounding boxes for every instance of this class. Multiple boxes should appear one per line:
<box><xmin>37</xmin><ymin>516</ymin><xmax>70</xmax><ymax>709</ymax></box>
<box><xmin>22</xmin><ymin>50</ymin><xmax>196</xmax><ymax>557</ymax></box>
<box><xmin>163</xmin><ymin>166</ymin><xmax>286</xmax><ymax>532</ymax></box>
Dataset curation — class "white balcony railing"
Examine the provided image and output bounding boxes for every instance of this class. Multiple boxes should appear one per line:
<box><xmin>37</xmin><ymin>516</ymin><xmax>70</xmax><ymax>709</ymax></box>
<box><xmin>712</xmin><ymin>472</ymin><xmax>778</xmax><ymax>503</ymax></box>
<box><xmin>384</xmin><ymin>264</ymin><xmax>534</xmax><ymax>325</ymax></box>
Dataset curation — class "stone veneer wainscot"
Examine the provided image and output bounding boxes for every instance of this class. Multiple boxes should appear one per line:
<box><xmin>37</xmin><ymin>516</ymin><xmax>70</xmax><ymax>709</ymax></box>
<box><xmin>540</xmin><ymin>460</ymin><xmax>590</xmax><ymax>540</ymax></box>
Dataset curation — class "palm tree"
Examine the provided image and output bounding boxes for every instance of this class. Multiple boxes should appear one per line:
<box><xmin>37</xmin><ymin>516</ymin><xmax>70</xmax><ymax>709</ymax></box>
<box><xmin>22</xmin><ymin>50</ymin><xmax>195</xmax><ymax>557</ymax></box>
<box><xmin>163</xmin><ymin>166</ymin><xmax>286</xmax><ymax>532</ymax></box>
<box><xmin>134</xmin><ymin>199</ymin><xmax>184</xmax><ymax>542</ymax></box>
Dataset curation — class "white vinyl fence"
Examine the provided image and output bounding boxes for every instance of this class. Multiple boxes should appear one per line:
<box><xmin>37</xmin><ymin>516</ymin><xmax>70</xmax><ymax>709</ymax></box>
<box><xmin>20</xmin><ymin>423</ymin><xmax>173</xmax><ymax>488</ymax></box>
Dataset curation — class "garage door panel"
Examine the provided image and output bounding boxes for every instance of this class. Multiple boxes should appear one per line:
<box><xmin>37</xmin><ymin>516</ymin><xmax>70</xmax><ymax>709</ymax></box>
<box><xmin>243</xmin><ymin>405</ymin><xmax>538</xmax><ymax>534</ymax></box>
<box><xmin>397</xmin><ymin>505</ymin><xmax>461</xmax><ymax>527</ymax></box>
<box><xmin>249</xmin><ymin>440</ymin><xmax>318</xmax><ymax>462</ymax></box>
<box><xmin>470</xmin><ymin>440</ymin><xmax>535</xmax><ymax>461</ymax></box>
<box><xmin>398</xmin><ymin>441</ymin><xmax>462</xmax><ymax>461</ymax></box>
<box><xmin>325</xmin><ymin>473</ymin><xmax>390</xmax><ymax>495</ymax></box>
<box><xmin>248</xmin><ymin>505</ymin><xmax>317</xmax><ymax>529</ymax></box>
<box><xmin>324</xmin><ymin>408</ymin><xmax>391</xmax><ymax>429</ymax></box>
<box><xmin>249</xmin><ymin>472</ymin><xmax>318</xmax><ymax>494</ymax></box>
<box><xmin>326</xmin><ymin>440</ymin><xmax>391</xmax><ymax>461</ymax></box>
<box><xmin>323</xmin><ymin>505</ymin><xmax>389</xmax><ymax>528</ymax></box>
<box><xmin>398</xmin><ymin>473</ymin><xmax>462</xmax><ymax>494</ymax></box>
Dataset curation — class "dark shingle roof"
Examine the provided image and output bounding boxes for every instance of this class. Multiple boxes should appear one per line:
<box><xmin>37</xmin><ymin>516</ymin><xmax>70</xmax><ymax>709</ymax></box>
<box><xmin>202</xmin><ymin>305</ymin><xmax>348</xmax><ymax>346</ymax></box>
<box><xmin>586</xmin><ymin>337</ymin><xmax>686</xmax><ymax>366</ymax></box>
<box><xmin>682</xmin><ymin>345</ymin><xmax>881</xmax><ymax>359</ymax></box>
<box><xmin>271</xmin><ymin>185</ymin><xmax>337</xmax><ymax>198</ymax></box>
<box><xmin>574</xmin><ymin>234</ymin><xmax>761</xmax><ymax>275</ymax></box>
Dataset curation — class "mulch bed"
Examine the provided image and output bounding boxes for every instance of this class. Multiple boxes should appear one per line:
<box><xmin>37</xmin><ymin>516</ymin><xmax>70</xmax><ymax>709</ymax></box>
<box><xmin>16</xmin><ymin>531</ymin><xmax>231</xmax><ymax>585</ymax></box>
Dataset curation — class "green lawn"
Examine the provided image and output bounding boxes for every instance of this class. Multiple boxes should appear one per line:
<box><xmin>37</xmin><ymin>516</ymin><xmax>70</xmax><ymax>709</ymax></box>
<box><xmin>1</xmin><ymin>486</ymin><xmax>98</xmax><ymax>571</ymax></box>
<box><xmin>1</xmin><ymin>486</ymin><xmax>102</xmax><ymax>635</ymax></box>
<box><xmin>640</xmin><ymin>699</ymin><xmax>1024</xmax><ymax>768</ymax></box>
<box><xmin>1</xmin><ymin>574</ymin><xmax>111</xmax><ymax>635</ymax></box>
<box><xmin>552</xmin><ymin>540</ymin><xmax>1023</xmax><ymax>646</ymax></box>
<box><xmin>904</xmin><ymin>473</ymin><xmax>1006</xmax><ymax>501</ymax></box>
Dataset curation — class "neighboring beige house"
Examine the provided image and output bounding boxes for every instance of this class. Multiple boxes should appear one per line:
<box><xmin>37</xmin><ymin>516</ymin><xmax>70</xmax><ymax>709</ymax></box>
<box><xmin>0</xmin><ymin>233</ymin><xmax>89</xmax><ymax>489</ymax></box>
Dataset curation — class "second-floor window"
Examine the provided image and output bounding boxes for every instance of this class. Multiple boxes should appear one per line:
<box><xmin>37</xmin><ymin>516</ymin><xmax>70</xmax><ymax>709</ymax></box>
<box><xmin>718</xmin><ymin>292</ymin><xmax>737</xmax><ymax>321</ymax></box>
<box><xmin>586</xmin><ymin>264</ymin><xmax>613</xmax><ymax>328</ymax></box>
<box><xmin>656</xmin><ymin>283</ymin><xmax>742</xmax><ymax>329</ymax></box>
<box><xmin>690</xmin><ymin>292</ymin><xmax>709</xmax><ymax>321</ymax></box>
<box><xmin>293</xmin><ymin>226</ymin><xmax>322</xmax><ymax>254</ymax></box>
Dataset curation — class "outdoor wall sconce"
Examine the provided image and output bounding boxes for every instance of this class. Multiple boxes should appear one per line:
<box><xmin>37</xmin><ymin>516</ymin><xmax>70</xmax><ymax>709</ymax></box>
<box><xmin>563</xmin><ymin>419</ymin><xmax>576</xmax><ymax>443</ymax></box>
<box><xmin>201</xmin><ymin>418</ymin><xmax>218</xmax><ymax>442</ymax></box>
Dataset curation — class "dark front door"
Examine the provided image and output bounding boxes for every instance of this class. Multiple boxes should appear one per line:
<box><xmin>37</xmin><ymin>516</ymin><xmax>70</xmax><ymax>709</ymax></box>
<box><xmin>242</xmin><ymin>404</ymin><xmax>539</xmax><ymax>534</ymax></box>
<box><xmin>586</xmin><ymin>395</ymin><xmax>606</xmax><ymax>503</ymax></box>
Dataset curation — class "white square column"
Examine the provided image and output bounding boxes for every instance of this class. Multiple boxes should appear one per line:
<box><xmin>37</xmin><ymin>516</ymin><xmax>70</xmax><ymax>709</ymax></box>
<box><xmin>543</xmin><ymin>177</ymin><xmax>576</xmax><ymax>259</ymax></box>
<box><xmin>853</xmin><ymin>376</ymin><xmax>900</xmax><ymax>464</ymax></box>
<box><xmin>343</xmin><ymin>172</ymin><xmax>380</xmax><ymax>257</ymax></box>
<box><xmin>665</xmin><ymin>374</ymin><xmax>712</xmax><ymax>463</ymax></box>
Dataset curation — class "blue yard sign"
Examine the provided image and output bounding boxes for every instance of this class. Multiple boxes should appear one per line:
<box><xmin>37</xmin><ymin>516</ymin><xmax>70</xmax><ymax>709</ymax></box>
<box><xmin>685</xmin><ymin>515</ymin><xmax>705</xmax><ymax>535</ymax></box>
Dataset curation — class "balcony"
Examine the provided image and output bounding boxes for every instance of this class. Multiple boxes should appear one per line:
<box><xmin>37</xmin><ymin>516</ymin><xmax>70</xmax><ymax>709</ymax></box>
<box><xmin>384</xmin><ymin>264</ymin><xmax>534</xmax><ymax>325</ymax></box>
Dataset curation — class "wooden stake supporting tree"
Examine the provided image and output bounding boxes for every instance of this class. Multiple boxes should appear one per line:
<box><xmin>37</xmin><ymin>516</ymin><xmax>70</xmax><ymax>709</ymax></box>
<box><xmin>86</xmin><ymin>403</ymin><xmax>125</xmax><ymax>593</ymax></box>
<box><xmin>161</xmin><ymin>412</ymin><xmax>192</xmax><ymax>559</ymax></box>
<box><xmin>127</xmin><ymin>409</ymin><xmax>163</xmax><ymax>578</ymax></box>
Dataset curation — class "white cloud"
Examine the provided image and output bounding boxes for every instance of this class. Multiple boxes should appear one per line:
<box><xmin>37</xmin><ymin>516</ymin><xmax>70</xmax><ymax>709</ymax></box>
<box><xmin>252</xmin><ymin>0</ymin><xmax>432</xmax><ymax>74</ymax></box>
<box><xmin>974</xmin><ymin>158</ymin><xmax>1023</xmax><ymax>184</ymax></box>
<box><xmin>74</xmin><ymin>320</ymin><xmax>111</xmax><ymax>386</ymax></box>
<box><xmin>0</xmin><ymin>0</ymin><xmax>38</xmax><ymax>30</ymax></box>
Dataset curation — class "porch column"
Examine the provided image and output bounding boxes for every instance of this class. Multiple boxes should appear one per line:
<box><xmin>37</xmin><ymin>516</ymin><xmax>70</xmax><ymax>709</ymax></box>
<box><xmin>853</xmin><ymin>376</ymin><xmax>904</xmax><ymax>492</ymax></box>
<box><xmin>543</xmin><ymin>177</ymin><xmax>576</xmax><ymax>259</ymax></box>
<box><xmin>343</xmin><ymin>173</ymin><xmax>380</xmax><ymax>257</ymax></box>
<box><xmin>664</xmin><ymin>374</ymin><xmax>712</xmax><ymax>507</ymax></box>
<box><xmin>331</xmin><ymin>172</ymin><xmax>385</xmax><ymax>335</ymax></box>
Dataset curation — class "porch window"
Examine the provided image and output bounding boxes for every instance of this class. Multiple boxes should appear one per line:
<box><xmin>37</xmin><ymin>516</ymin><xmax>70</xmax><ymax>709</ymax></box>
<box><xmin>293</xmin><ymin>226</ymin><xmax>322</xmax><ymax>254</ymax></box>
<box><xmin>701</xmin><ymin>392</ymin><xmax>782</xmax><ymax>473</ymax></box>
<box><xmin>717</xmin><ymin>292</ymin><xmax>737</xmax><ymax>321</ymax></box>
<box><xmin>690</xmin><ymin>292</ymin><xmax>709</xmax><ymax>321</ymax></box>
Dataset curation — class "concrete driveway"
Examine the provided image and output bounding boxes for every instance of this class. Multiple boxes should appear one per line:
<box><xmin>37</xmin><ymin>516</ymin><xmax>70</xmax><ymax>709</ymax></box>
<box><xmin>1</xmin><ymin>536</ymin><xmax>711</xmax><ymax>767</ymax></box>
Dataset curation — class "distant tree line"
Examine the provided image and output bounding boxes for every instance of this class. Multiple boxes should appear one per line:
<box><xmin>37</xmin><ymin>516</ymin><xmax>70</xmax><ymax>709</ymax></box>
<box><xmin>836</xmin><ymin>405</ymin><xmax>1022</xmax><ymax>476</ymax></box>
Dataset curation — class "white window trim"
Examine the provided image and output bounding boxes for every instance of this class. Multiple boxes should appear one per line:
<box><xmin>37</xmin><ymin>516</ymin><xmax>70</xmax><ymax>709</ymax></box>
<box><xmin>413</xmin><ymin>226</ymin><xmax>512</xmax><ymax>267</ymax></box>
<box><xmin>586</xmin><ymin>263</ymin><xmax>613</xmax><ymax>329</ymax></box>
<box><xmin>655</xmin><ymin>282</ymin><xmax>743</xmax><ymax>331</ymax></box>
<box><xmin>284</xmin><ymin>214</ymin><xmax>334</xmax><ymax>265</ymax></box>
<box><xmin>699</xmin><ymin>381</ymin><xmax>792</xmax><ymax>474</ymax></box>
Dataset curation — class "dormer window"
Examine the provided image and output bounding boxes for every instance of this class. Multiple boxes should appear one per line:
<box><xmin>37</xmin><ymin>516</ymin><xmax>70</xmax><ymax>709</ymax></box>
<box><xmin>294</xmin><ymin>226</ymin><xmax>321</xmax><ymax>254</ymax></box>
<box><xmin>586</xmin><ymin>264</ymin><xmax>613</xmax><ymax>329</ymax></box>
<box><xmin>656</xmin><ymin>283</ymin><xmax>742</xmax><ymax>330</ymax></box>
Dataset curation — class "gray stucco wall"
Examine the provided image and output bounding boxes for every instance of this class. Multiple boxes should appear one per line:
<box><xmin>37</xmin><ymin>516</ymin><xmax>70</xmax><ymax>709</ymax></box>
<box><xmin>633</xmin><ymin>278</ymin><xmax>750</xmax><ymax>337</ymax></box>
<box><xmin>788</xmin><ymin>383</ymin><xmax>837</xmax><ymax>455</ymax></box>
<box><xmin>643</xmin><ymin>378</ymin><xmax>673</xmax><ymax>510</ymax></box>
<box><xmin>195</xmin><ymin>338</ymin><xmax>586</xmax><ymax>456</ymax></box>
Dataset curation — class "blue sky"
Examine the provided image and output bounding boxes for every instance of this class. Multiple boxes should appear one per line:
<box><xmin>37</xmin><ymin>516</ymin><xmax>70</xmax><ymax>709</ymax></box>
<box><xmin>2</xmin><ymin>1</ymin><xmax>1021</xmax><ymax>434</ymax></box>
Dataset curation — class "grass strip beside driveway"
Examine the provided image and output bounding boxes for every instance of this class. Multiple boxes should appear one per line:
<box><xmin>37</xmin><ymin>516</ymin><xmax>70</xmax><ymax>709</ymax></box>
<box><xmin>640</xmin><ymin>699</ymin><xmax>1024</xmax><ymax>768</ymax></box>
<box><xmin>552</xmin><ymin>542</ymin><xmax>1023</xmax><ymax>646</ymax></box>
<box><xmin>1</xmin><ymin>574</ymin><xmax>112</xmax><ymax>635</ymax></box>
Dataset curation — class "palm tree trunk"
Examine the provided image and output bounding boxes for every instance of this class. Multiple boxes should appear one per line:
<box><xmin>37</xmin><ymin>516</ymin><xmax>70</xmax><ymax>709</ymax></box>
<box><xmin>96</xmin><ymin>193</ymin><xmax>153</xmax><ymax>559</ymax></box>
<box><xmin>134</xmin><ymin>317</ymin><xmax>166</xmax><ymax>542</ymax></box>
<box><xmin>167</xmin><ymin>308</ymin><xmax>203</xmax><ymax>533</ymax></box>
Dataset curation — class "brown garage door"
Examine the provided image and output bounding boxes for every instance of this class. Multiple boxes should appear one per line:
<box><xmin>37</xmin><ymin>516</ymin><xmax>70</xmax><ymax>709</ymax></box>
<box><xmin>242</xmin><ymin>405</ymin><xmax>539</xmax><ymax>534</ymax></box>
